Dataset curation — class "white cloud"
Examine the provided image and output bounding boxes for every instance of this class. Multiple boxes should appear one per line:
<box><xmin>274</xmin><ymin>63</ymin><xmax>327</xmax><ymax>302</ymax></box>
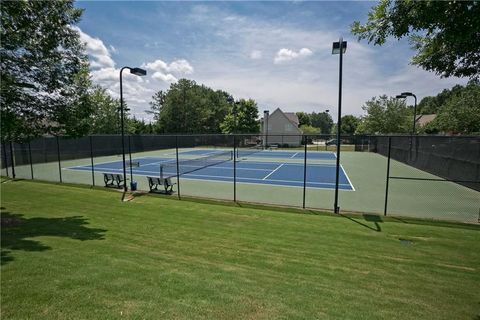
<box><xmin>109</xmin><ymin>45</ymin><xmax>117</xmax><ymax>54</ymax></box>
<box><xmin>143</xmin><ymin>58</ymin><xmax>193</xmax><ymax>74</ymax></box>
<box><xmin>274</xmin><ymin>48</ymin><xmax>313</xmax><ymax>64</ymax></box>
<box><xmin>152</xmin><ymin>72</ymin><xmax>177</xmax><ymax>83</ymax></box>
<box><xmin>143</xmin><ymin>59</ymin><xmax>168</xmax><ymax>72</ymax></box>
<box><xmin>142</xmin><ymin>58</ymin><xmax>193</xmax><ymax>83</ymax></box>
<box><xmin>72</xmin><ymin>27</ymin><xmax>158</xmax><ymax>119</ymax></box>
<box><xmin>73</xmin><ymin>26</ymin><xmax>115</xmax><ymax>69</ymax></box>
<box><xmin>250</xmin><ymin>50</ymin><xmax>262</xmax><ymax>59</ymax></box>
<box><xmin>168</xmin><ymin>59</ymin><xmax>194</xmax><ymax>74</ymax></box>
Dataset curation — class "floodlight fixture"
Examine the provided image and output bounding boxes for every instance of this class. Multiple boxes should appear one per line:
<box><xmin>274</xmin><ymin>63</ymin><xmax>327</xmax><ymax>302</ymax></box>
<box><xmin>332</xmin><ymin>41</ymin><xmax>347</xmax><ymax>54</ymax></box>
<box><xmin>130</xmin><ymin>67</ymin><xmax>147</xmax><ymax>76</ymax></box>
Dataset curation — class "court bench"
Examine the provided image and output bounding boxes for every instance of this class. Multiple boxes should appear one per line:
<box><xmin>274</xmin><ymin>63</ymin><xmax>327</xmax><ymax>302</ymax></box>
<box><xmin>147</xmin><ymin>176</ymin><xmax>176</xmax><ymax>194</ymax></box>
<box><xmin>103</xmin><ymin>173</ymin><xmax>124</xmax><ymax>189</ymax></box>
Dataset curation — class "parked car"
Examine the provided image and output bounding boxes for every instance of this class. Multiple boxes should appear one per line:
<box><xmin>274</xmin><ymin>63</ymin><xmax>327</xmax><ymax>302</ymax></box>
<box><xmin>326</xmin><ymin>139</ymin><xmax>338</xmax><ymax>146</ymax></box>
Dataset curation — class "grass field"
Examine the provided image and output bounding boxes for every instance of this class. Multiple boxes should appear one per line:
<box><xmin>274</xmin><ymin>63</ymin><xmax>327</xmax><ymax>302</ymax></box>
<box><xmin>1</xmin><ymin>180</ymin><xmax>480</xmax><ymax>319</ymax></box>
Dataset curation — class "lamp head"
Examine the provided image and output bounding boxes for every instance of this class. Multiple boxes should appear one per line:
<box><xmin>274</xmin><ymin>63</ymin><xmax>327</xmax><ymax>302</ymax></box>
<box><xmin>130</xmin><ymin>67</ymin><xmax>147</xmax><ymax>76</ymax></box>
<box><xmin>396</xmin><ymin>95</ymin><xmax>407</xmax><ymax>99</ymax></box>
<box><xmin>332</xmin><ymin>41</ymin><xmax>347</xmax><ymax>54</ymax></box>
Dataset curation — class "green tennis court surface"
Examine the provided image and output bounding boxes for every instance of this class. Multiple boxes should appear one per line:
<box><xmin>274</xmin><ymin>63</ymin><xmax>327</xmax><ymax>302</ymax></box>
<box><xmin>1</xmin><ymin>180</ymin><xmax>479</xmax><ymax>319</ymax></box>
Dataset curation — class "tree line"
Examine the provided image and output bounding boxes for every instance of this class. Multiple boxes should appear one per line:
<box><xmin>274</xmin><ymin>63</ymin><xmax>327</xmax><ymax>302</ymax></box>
<box><xmin>350</xmin><ymin>82</ymin><xmax>479</xmax><ymax>135</ymax></box>
<box><xmin>2</xmin><ymin>1</ymin><xmax>479</xmax><ymax>143</ymax></box>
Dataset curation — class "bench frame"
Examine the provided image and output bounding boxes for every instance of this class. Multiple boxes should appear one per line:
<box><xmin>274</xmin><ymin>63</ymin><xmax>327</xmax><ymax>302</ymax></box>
<box><xmin>103</xmin><ymin>173</ymin><xmax>124</xmax><ymax>189</ymax></box>
<box><xmin>147</xmin><ymin>176</ymin><xmax>176</xmax><ymax>194</ymax></box>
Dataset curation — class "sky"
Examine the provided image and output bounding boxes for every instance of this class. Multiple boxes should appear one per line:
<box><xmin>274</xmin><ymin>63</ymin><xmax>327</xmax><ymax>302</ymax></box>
<box><xmin>75</xmin><ymin>1</ymin><xmax>467</xmax><ymax>121</ymax></box>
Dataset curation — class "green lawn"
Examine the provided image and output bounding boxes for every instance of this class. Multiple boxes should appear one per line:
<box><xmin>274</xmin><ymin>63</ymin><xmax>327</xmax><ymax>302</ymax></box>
<box><xmin>1</xmin><ymin>180</ymin><xmax>479</xmax><ymax>319</ymax></box>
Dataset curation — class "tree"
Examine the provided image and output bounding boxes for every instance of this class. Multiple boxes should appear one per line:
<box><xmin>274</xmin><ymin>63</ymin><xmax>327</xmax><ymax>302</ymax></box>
<box><xmin>310</xmin><ymin>112</ymin><xmax>333</xmax><ymax>135</ymax></box>
<box><xmin>299</xmin><ymin>125</ymin><xmax>320</xmax><ymax>135</ymax></box>
<box><xmin>88</xmin><ymin>86</ymin><xmax>121</xmax><ymax>134</ymax></box>
<box><xmin>296</xmin><ymin>112</ymin><xmax>311</xmax><ymax>126</ymax></box>
<box><xmin>220</xmin><ymin>99</ymin><xmax>260</xmax><ymax>134</ymax></box>
<box><xmin>355</xmin><ymin>95</ymin><xmax>412</xmax><ymax>134</ymax></box>
<box><xmin>351</xmin><ymin>1</ymin><xmax>480</xmax><ymax>79</ymax></box>
<box><xmin>127</xmin><ymin>117</ymin><xmax>151</xmax><ymax>135</ymax></box>
<box><xmin>149</xmin><ymin>79</ymin><xmax>230</xmax><ymax>133</ymax></box>
<box><xmin>431</xmin><ymin>83</ymin><xmax>480</xmax><ymax>134</ymax></box>
<box><xmin>1</xmin><ymin>1</ymin><xmax>91</xmax><ymax>141</ymax></box>
<box><xmin>417</xmin><ymin>84</ymin><xmax>467</xmax><ymax>115</ymax></box>
<box><xmin>339</xmin><ymin>115</ymin><xmax>360</xmax><ymax>135</ymax></box>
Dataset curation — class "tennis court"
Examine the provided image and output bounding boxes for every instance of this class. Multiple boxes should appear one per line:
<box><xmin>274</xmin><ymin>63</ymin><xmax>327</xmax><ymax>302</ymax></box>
<box><xmin>67</xmin><ymin>149</ymin><xmax>354</xmax><ymax>190</ymax></box>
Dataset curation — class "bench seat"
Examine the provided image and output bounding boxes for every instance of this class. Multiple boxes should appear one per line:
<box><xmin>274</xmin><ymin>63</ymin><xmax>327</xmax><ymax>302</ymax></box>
<box><xmin>147</xmin><ymin>176</ymin><xmax>176</xmax><ymax>194</ymax></box>
<box><xmin>103</xmin><ymin>173</ymin><xmax>124</xmax><ymax>189</ymax></box>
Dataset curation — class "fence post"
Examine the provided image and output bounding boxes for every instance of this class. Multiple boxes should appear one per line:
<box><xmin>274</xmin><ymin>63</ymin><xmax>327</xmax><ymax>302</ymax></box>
<box><xmin>302</xmin><ymin>135</ymin><xmax>308</xmax><ymax>209</ymax></box>
<box><xmin>56</xmin><ymin>136</ymin><xmax>62</xmax><ymax>183</ymax></box>
<box><xmin>28</xmin><ymin>140</ymin><xmax>34</xmax><ymax>179</ymax></box>
<box><xmin>128</xmin><ymin>135</ymin><xmax>133</xmax><ymax>184</ymax></box>
<box><xmin>90</xmin><ymin>136</ymin><xmax>95</xmax><ymax>186</ymax></box>
<box><xmin>383</xmin><ymin>137</ymin><xmax>392</xmax><ymax>216</ymax></box>
<box><xmin>233</xmin><ymin>135</ymin><xmax>237</xmax><ymax>202</ymax></box>
<box><xmin>9</xmin><ymin>141</ymin><xmax>16</xmax><ymax>179</ymax></box>
<box><xmin>2</xmin><ymin>142</ymin><xmax>9</xmax><ymax>177</ymax></box>
<box><xmin>175</xmin><ymin>135</ymin><xmax>181</xmax><ymax>200</ymax></box>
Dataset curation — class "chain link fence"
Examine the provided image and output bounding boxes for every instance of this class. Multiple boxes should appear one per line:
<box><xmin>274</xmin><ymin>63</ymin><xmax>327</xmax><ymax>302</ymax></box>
<box><xmin>1</xmin><ymin>134</ymin><xmax>479</xmax><ymax>224</ymax></box>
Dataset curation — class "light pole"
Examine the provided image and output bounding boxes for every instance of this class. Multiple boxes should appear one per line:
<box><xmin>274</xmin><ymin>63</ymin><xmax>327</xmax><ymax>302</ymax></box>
<box><xmin>227</xmin><ymin>97</ymin><xmax>238</xmax><ymax>133</ymax></box>
<box><xmin>119</xmin><ymin>67</ymin><xmax>147</xmax><ymax>192</ymax></box>
<box><xmin>324</xmin><ymin>109</ymin><xmax>330</xmax><ymax>135</ymax></box>
<box><xmin>396</xmin><ymin>92</ymin><xmax>417</xmax><ymax>135</ymax></box>
<box><xmin>332</xmin><ymin>38</ymin><xmax>347</xmax><ymax>214</ymax></box>
<box><xmin>400</xmin><ymin>92</ymin><xmax>417</xmax><ymax>135</ymax></box>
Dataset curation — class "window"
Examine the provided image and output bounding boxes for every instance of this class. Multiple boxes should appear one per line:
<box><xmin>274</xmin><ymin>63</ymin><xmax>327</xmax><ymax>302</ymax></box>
<box><xmin>285</xmin><ymin>123</ymin><xmax>293</xmax><ymax>132</ymax></box>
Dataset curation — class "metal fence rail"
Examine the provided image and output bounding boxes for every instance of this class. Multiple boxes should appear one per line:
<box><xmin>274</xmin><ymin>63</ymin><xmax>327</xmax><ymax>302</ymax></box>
<box><xmin>1</xmin><ymin>134</ymin><xmax>479</xmax><ymax>224</ymax></box>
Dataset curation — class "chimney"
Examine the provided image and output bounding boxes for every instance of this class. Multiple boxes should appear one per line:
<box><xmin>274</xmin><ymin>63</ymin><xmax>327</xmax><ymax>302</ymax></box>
<box><xmin>263</xmin><ymin>110</ymin><xmax>269</xmax><ymax>148</ymax></box>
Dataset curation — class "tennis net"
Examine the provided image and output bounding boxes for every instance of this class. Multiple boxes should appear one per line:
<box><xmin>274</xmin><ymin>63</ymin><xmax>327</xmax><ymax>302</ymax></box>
<box><xmin>236</xmin><ymin>145</ymin><xmax>263</xmax><ymax>159</ymax></box>
<box><xmin>160</xmin><ymin>151</ymin><xmax>233</xmax><ymax>178</ymax></box>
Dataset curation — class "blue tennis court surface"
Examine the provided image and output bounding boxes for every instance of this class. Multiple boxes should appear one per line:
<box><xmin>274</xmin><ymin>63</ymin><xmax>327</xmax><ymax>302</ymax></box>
<box><xmin>67</xmin><ymin>150</ymin><xmax>354</xmax><ymax>190</ymax></box>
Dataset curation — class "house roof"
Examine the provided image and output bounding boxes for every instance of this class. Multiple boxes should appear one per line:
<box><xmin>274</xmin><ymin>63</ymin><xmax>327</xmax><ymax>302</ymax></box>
<box><xmin>284</xmin><ymin>112</ymin><xmax>299</xmax><ymax>126</ymax></box>
<box><xmin>415</xmin><ymin>114</ymin><xmax>436</xmax><ymax>126</ymax></box>
<box><xmin>261</xmin><ymin>108</ymin><xmax>302</xmax><ymax>133</ymax></box>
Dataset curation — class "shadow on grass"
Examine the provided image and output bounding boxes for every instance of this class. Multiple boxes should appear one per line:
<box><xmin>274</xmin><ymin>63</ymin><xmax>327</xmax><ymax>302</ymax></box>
<box><xmin>341</xmin><ymin>214</ymin><xmax>383</xmax><ymax>232</ymax></box>
<box><xmin>1</xmin><ymin>208</ymin><xmax>106</xmax><ymax>266</ymax></box>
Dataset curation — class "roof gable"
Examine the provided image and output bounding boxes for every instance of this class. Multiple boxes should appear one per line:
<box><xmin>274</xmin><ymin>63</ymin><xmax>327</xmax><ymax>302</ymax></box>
<box><xmin>264</xmin><ymin>108</ymin><xmax>302</xmax><ymax>134</ymax></box>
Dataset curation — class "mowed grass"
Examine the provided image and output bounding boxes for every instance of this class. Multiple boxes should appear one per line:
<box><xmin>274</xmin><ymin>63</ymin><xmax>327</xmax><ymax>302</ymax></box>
<box><xmin>1</xmin><ymin>180</ymin><xmax>479</xmax><ymax>320</ymax></box>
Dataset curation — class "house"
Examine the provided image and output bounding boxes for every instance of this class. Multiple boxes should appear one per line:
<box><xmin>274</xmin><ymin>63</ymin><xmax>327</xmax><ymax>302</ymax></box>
<box><xmin>415</xmin><ymin>114</ymin><xmax>436</xmax><ymax>127</ymax></box>
<box><xmin>260</xmin><ymin>108</ymin><xmax>302</xmax><ymax>147</ymax></box>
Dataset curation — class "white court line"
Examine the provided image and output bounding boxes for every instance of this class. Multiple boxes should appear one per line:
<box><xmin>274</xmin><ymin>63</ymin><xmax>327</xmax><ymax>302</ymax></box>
<box><xmin>67</xmin><ymin>166</ymin><xmax>351</xmax><ymax>186</ymax></box>
<box><xmin>183</xmin><ymin>172</ymin><xmax>351</xmax><ymax>186</ymax></box>
<box><xmin>240</xmin><ymin>159</ymin><xmax>338</xmax><ymax>167</ymax></box>
<box><xmin>262</xmin><ymin>163</ymin><xmax>285</xmax><ymax>180</ymax></box>
<box><xmin>67</xmin><ymin>156</ymin><xmax>152</xmax><ymax>169</ymax></box>
<box><xmin>340</xmin><ymin>164</ymin><xmax>356</xmax><ymax>191</ymax></box>
<box><xmin>65</xmin><ymin>167</ymin><xmax>354</xmax><ymax>190</ymax></box>
<box><xmin>146</xmin><ymin>158</ymin><xmax>177</xmax><ymax>166</ymax></box>
<box><xmin>290</xmin><ymin>152</ymin><xmax>299</xmax><ymax>158</ymax></box>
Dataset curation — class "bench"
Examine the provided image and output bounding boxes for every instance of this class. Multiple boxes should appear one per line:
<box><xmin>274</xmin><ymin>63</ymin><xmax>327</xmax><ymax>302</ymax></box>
<box><xmin>268</xmin><ymin>144</ymin><xmax>279</xmax><ymax>150</ymax></box>
<box><xmin>147</xmin><ymin>176</ymin><xmax>176</xmax><ymax>194</ymax></box>
<box><xmin>103</xmin><ymin>173</ymin><xmax>124</xmax><ymax>189</ymax></box>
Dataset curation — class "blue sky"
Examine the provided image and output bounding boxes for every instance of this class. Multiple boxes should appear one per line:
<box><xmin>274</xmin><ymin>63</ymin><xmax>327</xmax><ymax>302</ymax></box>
<box><xmin>75</xmin><ymin>1</ymin><xmax>467</xmax><ymax>121</ymax></box>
